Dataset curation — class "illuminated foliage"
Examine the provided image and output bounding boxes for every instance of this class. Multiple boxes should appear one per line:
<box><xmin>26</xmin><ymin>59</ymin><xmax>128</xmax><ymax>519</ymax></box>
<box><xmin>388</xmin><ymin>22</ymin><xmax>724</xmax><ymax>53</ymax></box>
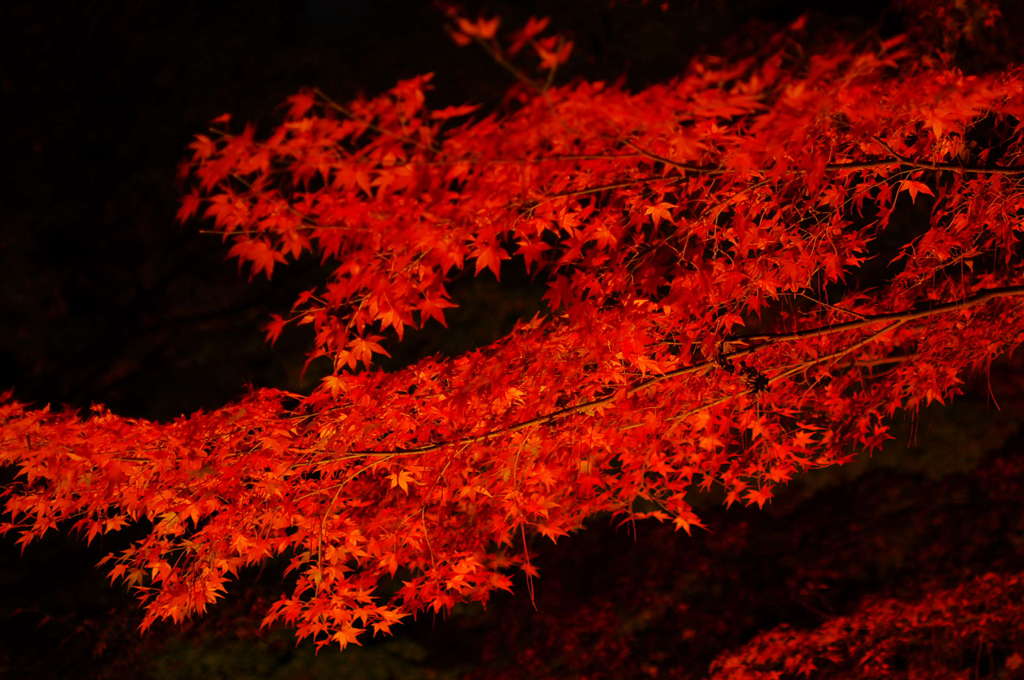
<box><xmin>2</xmin><ymin>6</ymin><xmax>1024</xmax><ymax>658</ymax></box>
<box><xmin>710</xmin><ymin>571</ymin><xmax>1024</xmax><ymax>679</ymax></box>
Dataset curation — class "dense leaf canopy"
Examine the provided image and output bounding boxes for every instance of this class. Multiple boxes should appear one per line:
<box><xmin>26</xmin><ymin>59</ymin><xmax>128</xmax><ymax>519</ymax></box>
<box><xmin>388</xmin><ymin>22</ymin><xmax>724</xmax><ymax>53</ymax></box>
<box><xmin>2</xmin><ymin>2</ymin><xmax>1023</xmax><ymax>670</ymax></box>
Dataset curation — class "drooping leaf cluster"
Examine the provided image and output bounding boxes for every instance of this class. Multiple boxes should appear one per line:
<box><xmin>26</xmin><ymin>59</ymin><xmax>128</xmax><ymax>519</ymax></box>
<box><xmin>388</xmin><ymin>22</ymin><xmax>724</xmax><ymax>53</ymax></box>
<box><xmin>3</xmin><ymin>9</ymin><xmax>1024</xmax><ymax>651</ymax></box>
<box><xmin>461</xmin><ymin>396</ymin><xmax>1024</xmax><ymax>678</ymax></box>
<box><xmin>710</xmin><ymin>570</ymin><xmax>1024</xmax><ymax>679</ymax></box>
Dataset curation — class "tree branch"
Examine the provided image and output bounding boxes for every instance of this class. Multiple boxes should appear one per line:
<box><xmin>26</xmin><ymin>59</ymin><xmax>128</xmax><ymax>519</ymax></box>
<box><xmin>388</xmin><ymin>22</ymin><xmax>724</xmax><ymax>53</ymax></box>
<box><xmin>327</xmin><ymin>285</ymin><xmax>1024</xmax><ymax>458</ymax></box>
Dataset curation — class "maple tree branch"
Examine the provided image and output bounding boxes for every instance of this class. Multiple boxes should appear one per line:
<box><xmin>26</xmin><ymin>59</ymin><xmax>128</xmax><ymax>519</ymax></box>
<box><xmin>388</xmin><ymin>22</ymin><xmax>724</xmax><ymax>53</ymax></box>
<box><xmin>199</xmin><ymin>221</ymin><xmax>362</xmax><ymax>236</ymax></box>
<box><xmin>725</xmin><ymin>284</ymin><xmax>1024</xmax><ymax>349</ymax></box>
<box><xmin>626</xmin><ymin>135</ymin><xmax>1024</xmax><ymax>176</ymax></box>
<box><xmin>367</xmin><ymin>143</ymin><xmax>1023</xmax><ymax>177</ymax></box>
<box><xmin>541</xmin><ymin>146</ymin><xmax>1024</xmax><ymax>203</ymax></box>
<box><xmin>543</xmin><ymin>174</ymin><xmax>685</xmax><ymax>200</ymax></box>
<box><xmin>669</xmin><ymin>320</ymin><xmax>906</xmax><ymax>424</ymax></box>
<box><xmin>871</xmin><ymin>136</ymin><xmax>1024</xmax><ymax>176</ymax></box>
<box><xmin>471</xmin><ymin>37</ymin><xmax>545</xmax><ymax>94</ymax></box>
<box><xmin>623</xmin><ymin>139</ymin><xmax>728</xmax><ymax>176</ymax></box>
<box><xmin>312</xmin><ymin>88</ymin><xmax>437</xmax><ymax>153</ymax></box>
<box><xmin>200</xmin><ymin>145</ymin><xmax>1022</xmax><ymax>243</ymax></box>
<box><xmin>220</xmin><ymin>173</ymin><xmax>369</xmax><ymax>235</ymax></box>
<box><xmin>617</xmin><ymin>352</ymin><xmax>917</xmax><ymax>431</ymax></box>
<box><xmin>348</xmin><ymin>152</ymin><xmax>647</xmax><ymax>173</ymax></box>
<box><xmin>852</xmin><ymin>353</ymin><xmax>918</xmax><ymax>368</ymax></box>
<box><xmin>451</xmin><ymin>153</ymin><xmax>647</xmax><ymax>166</ymax></box>
<box><xmin>329</xmin><ymin>285</ymin><xmax>1024</xmax><ymax>458</ymax></box>
<box><xmin>797</xmin><ymin>292</ymin><xmax>870</xmax><ymax>320</ymax></box>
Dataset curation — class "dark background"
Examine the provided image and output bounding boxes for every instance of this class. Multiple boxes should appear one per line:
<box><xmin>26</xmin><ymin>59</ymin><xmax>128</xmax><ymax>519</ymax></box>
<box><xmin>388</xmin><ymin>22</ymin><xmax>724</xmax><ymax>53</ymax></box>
<box><xmin>2</xmin><ymin>1</ymin><xmax>1023</xmax><ymax>678</ymax></box>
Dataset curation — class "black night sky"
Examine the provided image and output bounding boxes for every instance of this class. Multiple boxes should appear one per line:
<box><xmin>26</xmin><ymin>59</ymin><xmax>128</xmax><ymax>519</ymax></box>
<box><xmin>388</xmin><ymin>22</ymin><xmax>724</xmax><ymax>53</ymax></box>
<box><xmin>3</xmin><ymin>1</ymin><xmax>1024</xmax><ymax>678</ymax></box>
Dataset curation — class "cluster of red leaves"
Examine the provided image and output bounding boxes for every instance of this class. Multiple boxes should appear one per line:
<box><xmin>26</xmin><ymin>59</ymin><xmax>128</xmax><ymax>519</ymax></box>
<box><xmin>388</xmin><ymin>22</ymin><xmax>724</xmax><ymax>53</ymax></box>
<box><xmin>461</xmin><ymin>392</ymin><xmax>1024</xmax><ymax>679</ymax></box>
<box><xmin>710</xmin><ymin>571</ymin><xmax>1024</xmax><ymax>679</ymax></box>
<box><xmin>442</xmin><ymin>9</ymin><xmax>572</xmax><ymax>79</ymax></box>
<box><xmin>3</xmin><ymin>13</ymin><xmax>1024</xmax><ymax>650</ymax></box>
<box><xmin>895</xmin><ymin>0</ymin><xmax>1004</xmax><ymax>49</ymax></box>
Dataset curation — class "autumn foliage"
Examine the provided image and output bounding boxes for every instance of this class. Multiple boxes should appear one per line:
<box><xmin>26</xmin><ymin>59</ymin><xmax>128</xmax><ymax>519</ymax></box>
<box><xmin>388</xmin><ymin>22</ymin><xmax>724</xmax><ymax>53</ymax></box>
<box><xmin>3</xmin><ymin>2</ymin><xmax>1024</xmax><ymax>668</ymax></box>
<box><xmin>709</xmin><ymin>570</ymin><xmax>1024</xmax><ymax>678</ymax></box>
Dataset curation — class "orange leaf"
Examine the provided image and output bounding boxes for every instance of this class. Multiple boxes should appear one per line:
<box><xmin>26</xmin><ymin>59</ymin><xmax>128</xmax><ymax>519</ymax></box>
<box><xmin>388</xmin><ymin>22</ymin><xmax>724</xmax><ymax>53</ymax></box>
<box><xmin>898</xmin><ymin>179</ymin><xmax>934</xmax><ymax>204</ymax></box>
<box><xmin>227</xmin><ymin>239</ymin><xmax>286</xmax><ymax>278</ymax></box>
<box><xmin>455</xmin><ymin>16</ymin><xmax>500</xmax><ymax>40</ymax></box>
<box><xmin>644</xmin><ymin>201</ymin><xmax>675</xmax><ymax>225</ymax></box>
<box><xmin>473</xmin><ymin>241</ymin><xmax>510</xmax><ymax>279</ymax></box>
<box><xmin>264</xmin><ymin>314</ymin><xmax>286</xmax><ymax>345</ymax></box>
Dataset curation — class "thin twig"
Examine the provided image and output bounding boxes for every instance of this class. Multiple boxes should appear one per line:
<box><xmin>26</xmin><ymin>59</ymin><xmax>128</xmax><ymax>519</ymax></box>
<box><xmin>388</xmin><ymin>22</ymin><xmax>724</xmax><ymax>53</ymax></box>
<box><xmin>726</xmin><ymin>285</ymin><xmax>1024</xmax><ymax>349</ymax></box>
<box><xmin>312</xmin><ymin>454</ymin><xmax>395</xmax><ymax>583</ymax></box>
<box><xmin>872</xmin><ymin>136</ymin><xmax>1024</xmax><ymax>176</ymax></box>
<box><xmin>312</xmin><ymin>87</ymin><xmax>435</xmax><ymax>153</ymax></box>
<box><xmin>472</xmin><ymin>37</ymin><xmax>544</xmax><ymax>93</ymax></box>
<box><xmin>539</xmin><ymin>145</ymin><xmax>1024</xmax><ymax>203</ymax></box>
